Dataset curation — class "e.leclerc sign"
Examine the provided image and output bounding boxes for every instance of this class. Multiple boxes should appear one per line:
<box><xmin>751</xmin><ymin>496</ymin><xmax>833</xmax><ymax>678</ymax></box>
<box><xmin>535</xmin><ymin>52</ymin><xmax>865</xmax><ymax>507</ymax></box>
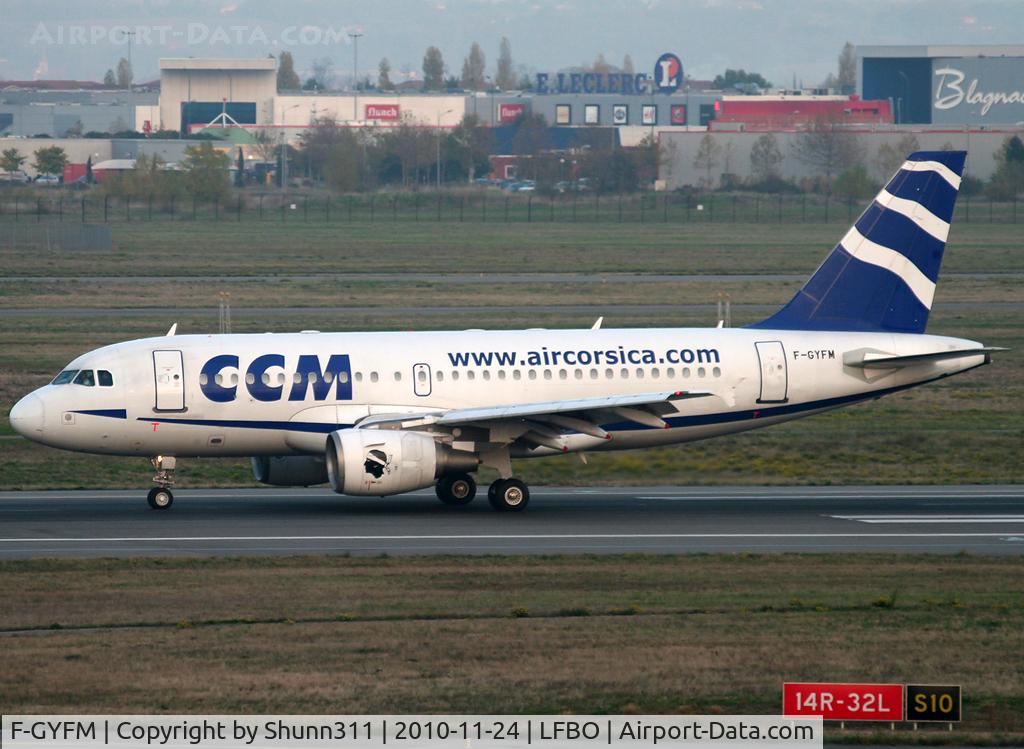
<box><xmin>535</xmin><ymin>53</ymin><xmax>683</xmax><ymax>95</ymax></box>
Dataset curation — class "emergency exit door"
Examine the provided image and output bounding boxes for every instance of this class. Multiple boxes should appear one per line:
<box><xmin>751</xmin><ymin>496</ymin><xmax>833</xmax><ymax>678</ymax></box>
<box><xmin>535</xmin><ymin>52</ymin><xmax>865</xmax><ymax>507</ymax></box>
<box><xmin>153</xmin><ymin>350</ymin><xmax>186</xmax><ymax>411</ymax></box>
<box><xmin>755</xmin><ymin>341</ymin><xmax>788</xmax><ymax>403</ymax></box>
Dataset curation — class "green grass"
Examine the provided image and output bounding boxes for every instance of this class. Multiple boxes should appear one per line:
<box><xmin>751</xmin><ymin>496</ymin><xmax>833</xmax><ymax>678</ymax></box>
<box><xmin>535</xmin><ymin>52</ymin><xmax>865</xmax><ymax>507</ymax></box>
<box><xmin>0</xmin><ymin>553</ymin><xmax>1021</xmax><ymax>742</ymax></box>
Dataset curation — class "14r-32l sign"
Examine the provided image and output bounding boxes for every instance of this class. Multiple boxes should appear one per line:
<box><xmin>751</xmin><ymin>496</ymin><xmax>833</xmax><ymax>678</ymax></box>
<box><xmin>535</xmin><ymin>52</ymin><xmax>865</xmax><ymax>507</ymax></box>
<box><xmin>783</xmin><ymin>682</ymin><xmax>904</xmax><ymax>721</ymax></box>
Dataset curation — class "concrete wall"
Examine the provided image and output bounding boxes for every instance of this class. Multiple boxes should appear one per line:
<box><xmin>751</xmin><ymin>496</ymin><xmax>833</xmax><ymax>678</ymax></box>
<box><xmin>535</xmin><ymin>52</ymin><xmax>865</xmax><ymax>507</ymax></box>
<box><xmin>159</xmin><ymin>61</ymin><xmax>276</xmax><ymax>132</ymax></box>
<box><xmin>659</xmin><ymin>127</ymin><xmax>1022</xmax><ymax>188</ymax></box>
<box><xmin>0</xmin><ymin>95</ymin><xmax>158</xmax><ymax>137</ymax></box>
<box><xmin>0</xmin><ymin>137</ymin><xmax>112</xmax><ymax>177</ymax></box>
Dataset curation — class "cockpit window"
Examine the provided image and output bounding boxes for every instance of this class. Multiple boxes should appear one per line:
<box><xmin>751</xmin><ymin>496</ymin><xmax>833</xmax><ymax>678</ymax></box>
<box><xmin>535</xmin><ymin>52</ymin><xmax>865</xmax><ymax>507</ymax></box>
<box><xmin>98</xmin><ymin>370</ymin><xmax>113</xmax><ymax>387</ymax></box>
<box><xmin>51</xmin><ymin>370</ymin><xmax>79</xmax><ymax>385</ymax></box>
<box><xmin>73</xmin><ymin>370</ymin><xmax>96</xmax><ymax>387</ymax></box>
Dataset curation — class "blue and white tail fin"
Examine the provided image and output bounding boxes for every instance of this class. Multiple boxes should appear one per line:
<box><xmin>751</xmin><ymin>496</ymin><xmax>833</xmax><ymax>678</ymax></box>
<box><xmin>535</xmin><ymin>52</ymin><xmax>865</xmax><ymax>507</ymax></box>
<box><xmin>750</xmin><ymin>151</ymin><xmax>967</xmax><ymax>334</ymax></box>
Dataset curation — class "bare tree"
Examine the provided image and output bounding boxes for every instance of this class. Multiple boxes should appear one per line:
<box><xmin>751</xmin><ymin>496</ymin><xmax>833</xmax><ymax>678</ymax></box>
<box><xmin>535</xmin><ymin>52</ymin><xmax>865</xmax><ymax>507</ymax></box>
<box><xmin>496</xmin><ymin>37</ymin><xmax>515</xmax><ymax>90</ymax></box>
<box><xmin>251</xmin><ymin>129</ymin><xmax>284</xmax><ymax>163</ymax></box>
<box><xmin>791</xmin><ymin>115</ymin><xmax>864</xmax><ymax>190</ymax></box>
<box><xmin>116</xmin><ymin>57</ymin><xmax>133</xmax><ymax>89</ymax></box>
<box><xmin>693</xmin><ymin>132</ymin><xmax>722</xmax><ymax>188</ymax></box>
<box><xmin>838</xmin><ymin>42</ymin><xmax>857</xmax><ymax>90</ymax></box>
<box><xmin>461</xmin><ymin>42</ymin><xmax>486</xmax><ymax>91</ymax></box>
<box><xmin>378</xmin><ymin>58</ymin><xmax>394</xmax><ymax>90</ymax></box>
<box><xmin>750</xmin><ymin>133</ymin><xmax>784</xmax><ymax>182</ymax></box>
<box><xmin>310</xmin><ymin>57</ymin><xmax>334</xmax><ymax>90</ymax></box>
<box><xmin>873</xmin><ymin>134</ymin><xmax>920</xmax><ymax>180</ymax></box>
<box><xmin>622</xmin><ymin>54</ymin><xmax>634</xmax><ymax>75</ymax></box>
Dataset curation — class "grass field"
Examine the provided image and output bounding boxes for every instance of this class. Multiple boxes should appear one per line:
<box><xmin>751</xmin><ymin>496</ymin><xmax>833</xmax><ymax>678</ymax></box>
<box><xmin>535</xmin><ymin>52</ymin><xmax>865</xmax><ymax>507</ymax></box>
<box><xmin>0</xmin><ymin>553</ymin><xmax>1021</xmax><ymax>743</ymax></box>
<box><xmin>0</xmin><ymin>220</ymin><xmax>1021</xmax><ymax>489</ymax></box>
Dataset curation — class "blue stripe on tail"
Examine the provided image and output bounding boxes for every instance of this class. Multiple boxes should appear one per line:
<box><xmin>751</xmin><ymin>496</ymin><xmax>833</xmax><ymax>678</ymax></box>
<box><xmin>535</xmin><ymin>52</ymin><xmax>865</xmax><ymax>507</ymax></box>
<box><xmin>750</xmin><ymin>150</ymin><xmax>966</xmax><ymax>334</ymax></box>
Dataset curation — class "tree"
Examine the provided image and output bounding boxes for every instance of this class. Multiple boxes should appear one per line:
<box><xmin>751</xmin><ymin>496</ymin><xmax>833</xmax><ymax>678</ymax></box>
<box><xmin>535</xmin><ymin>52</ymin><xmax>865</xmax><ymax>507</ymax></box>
<box><xmin>277</xmin><ymin>52</ymin><xmax>300</xmax><ymax>90</ymax></box>
<box><xmin>378</xmin><ymin>58</ymin><xmax>394</xmax><ymax>90</ymax></box>
<box><xmin>1</xmin><ymin>147</ymin><xmax>26</xmax><ymax>178</ymax></box>
<box><xmin>116</xmin><ymin>57</ymin><xmax>133</xmax><ymax>89</ymax></box>
<box><xmin>460</xmin><ymin>42</ymin><xmax>486</xmax><ymax>91</ymax></box>
<box><xmin>85</xmin><ymin>156</ymin><xmax>93</xmax><ymax>184</ymax></box>
<box><xmin>833</xmin><ymin>165</ymin><xmax>878</xmax><ymax>200</ymax></box>
<box><xmin>987</xmin><ymin>135</ymin><xmax>1024</xmax><ymax>200</ymax></box>
<box><xmin>873</xmin><ymin>134</ymin><xmax>920</xmax><ymax>180</ymax></box>
<box><xmin>591</xmin><ymin>53</ymin><xmax>612</xmax><ymax>76</ymax></box>
<box><xmin>234</xmin><ymin>147</ymin><xmax>244</xmax><ymax>187</ymax></box>
<box><xmin>791</xmin><ymin>115</ymin><xmax>864</xmax><ymax>191</ymax></box>
<box><xmin>251</xmin><ymin>128</ymin><xmax>284</xmax><ymax>163</ymax></box>
<box><xmin>448</xmin><ymin>114</ymin><xmax>492</xmax><ymax>182</ymax></box>
<box><xmin>323</xmin><ymin>129</ymin><xmax>364</xmax><ymax>191</ymax></box>
<box><xmin>64</xmin><ymin>119</ymin><xmax>83</xmax><ymax>138</ymax></box>
<box><xmin>693</xmin><ymin>132</ymin><xmax>722</xmax><ymax>188</ymax></box>
<box><xmin>422</xmin><ymin>46</ymin><xmax>445</xmax><ymax>91</ymax></box>
<box><xmin>182</xmin><ymin>141</ymin><xmax>230</xmax><ymax>201</ymax></box>
<box><xmin>310</xmin><ymin>57</ymin><xmax>334</xmax><ymax>90</ymax></box>
<box><xmin>496</xmin><ymin>37</ymin><xmax>515</xmax><ymax>90</ymax></box>
<box><xmin>32</xmin><ymin>145</ymin><xmax>68</xmax><ymax>176</ymax></box>
<box><xmin>837</xmin><ymin>42</ymin><xmax>857</xmax><ymax>91</ymax></box>
<box><xmin>103</xmin><ymin>69</ymin><xmax>116</xmax><ymax>87</ymax></box>
<box><xmin>297</xmin><ymin>115</ymin><xmax>348</xmax><ymax>182</ymax></box>
<box><xmin>713</xmin><ymin>68</ymin><xmax>771</xmax><ymax>91</ymax></box>
<box><xmin>622</xmin><ymin>54</ymin><xmax>635</xmax><ymax>75</ymax></box>
<box><xmin>750</xmin><ymin>133</ymin><xmax>784</xmax><ymax>183</ymax></box>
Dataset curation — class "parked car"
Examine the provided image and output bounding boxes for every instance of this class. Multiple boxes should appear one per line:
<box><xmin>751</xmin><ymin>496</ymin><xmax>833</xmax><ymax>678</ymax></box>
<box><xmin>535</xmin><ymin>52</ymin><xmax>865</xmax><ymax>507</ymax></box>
<box><xmin>34</xmin><ymin>173</ymin><xmax>61</xmax><ymax>185</ymax></box>
<box><xmin>0</xmin><ymin>170</ymin><xmax>31</xmax><ymax>184</ymax></box>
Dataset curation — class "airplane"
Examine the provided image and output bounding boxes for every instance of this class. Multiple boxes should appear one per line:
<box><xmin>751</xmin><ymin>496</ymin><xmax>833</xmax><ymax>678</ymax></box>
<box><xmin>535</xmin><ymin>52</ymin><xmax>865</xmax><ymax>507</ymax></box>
<box><xmin>8</xmin><ymin>151</ymin><xmax>1003</xmax><ymax>512</ymax></box>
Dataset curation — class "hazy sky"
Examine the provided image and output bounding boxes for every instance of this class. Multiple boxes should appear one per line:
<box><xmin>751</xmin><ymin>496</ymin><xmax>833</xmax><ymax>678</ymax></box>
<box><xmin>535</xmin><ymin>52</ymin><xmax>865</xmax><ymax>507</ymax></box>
<box><xmin>3</xmin><ymin>0</ymin><xmax>1023</xmax><ymax>87</ymax></box>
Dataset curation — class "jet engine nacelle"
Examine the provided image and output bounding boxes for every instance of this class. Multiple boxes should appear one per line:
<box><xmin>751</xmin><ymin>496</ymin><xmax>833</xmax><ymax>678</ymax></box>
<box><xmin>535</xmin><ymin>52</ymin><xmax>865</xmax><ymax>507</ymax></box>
<box><xmin>326</xmin><ymin>429</ymin><xmax>478</xmax><ymax>496</ymax></box>
<box><xmin>251</xmin><ymin>455</ymin><xmax>329</xmax><ymax>486</ymax></box>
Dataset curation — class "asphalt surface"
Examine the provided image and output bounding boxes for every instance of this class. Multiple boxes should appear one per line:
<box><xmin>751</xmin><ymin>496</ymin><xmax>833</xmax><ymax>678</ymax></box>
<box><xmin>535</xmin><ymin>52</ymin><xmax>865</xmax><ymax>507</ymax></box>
<box><xmin>1</xmin><ymin>485</ymin><xmax>1022</xmax><ymax>558</ymax></box>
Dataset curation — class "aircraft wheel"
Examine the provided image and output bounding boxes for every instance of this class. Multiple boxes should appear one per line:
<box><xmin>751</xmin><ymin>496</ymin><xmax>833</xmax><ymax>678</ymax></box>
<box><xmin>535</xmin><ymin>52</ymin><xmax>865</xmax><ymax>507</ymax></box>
<box><xmin>147</xmin><ymin>487</ymin><xmax>174</xmax><ymax>510</ymax></box>
<box><xmin>436</xmin><ymin>474</ymin><xmax>476</xmax><ymax>506</ymax></box>
<box><xmin>488</xmin><ymin>478</ymin><xmax>529</xmax><ymax>512</ymax></box>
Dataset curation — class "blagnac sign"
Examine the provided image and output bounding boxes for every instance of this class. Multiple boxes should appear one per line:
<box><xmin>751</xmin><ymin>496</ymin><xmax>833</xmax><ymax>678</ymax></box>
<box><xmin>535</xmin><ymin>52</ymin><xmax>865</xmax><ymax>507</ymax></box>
<box><xmin>934</xmin><ymin>66</ymin><xmax>1024</xmax><ymax>116</ymax></box>
<box><xmin>535</xmin><ymin>53</ymin><xmax>683</xmax><ymax>95</ymax></box>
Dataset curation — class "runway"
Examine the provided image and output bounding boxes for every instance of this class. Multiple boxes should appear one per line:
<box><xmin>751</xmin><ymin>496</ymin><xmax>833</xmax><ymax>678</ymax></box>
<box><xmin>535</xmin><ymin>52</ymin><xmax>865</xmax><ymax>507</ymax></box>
<box><xmin>1</xmin><ymin>485</ymin><xmax>1023</xmax><ymax>558</ymax></box>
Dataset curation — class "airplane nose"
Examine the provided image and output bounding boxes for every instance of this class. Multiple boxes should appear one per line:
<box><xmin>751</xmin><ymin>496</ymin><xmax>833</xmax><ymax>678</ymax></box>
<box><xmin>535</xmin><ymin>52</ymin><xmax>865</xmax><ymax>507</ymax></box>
<box><xmin>9</xmin><ymin>393</ymin><xmax>45</xmax><ymax>438</ymax></box>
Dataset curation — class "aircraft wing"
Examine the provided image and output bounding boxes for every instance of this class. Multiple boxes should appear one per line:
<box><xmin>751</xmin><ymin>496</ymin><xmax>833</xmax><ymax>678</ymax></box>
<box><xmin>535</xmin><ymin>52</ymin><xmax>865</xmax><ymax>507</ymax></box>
<box><xmin>357</xmin><ymin>389</ymin><xmax>716</xmax><ymax>445</ymax></box>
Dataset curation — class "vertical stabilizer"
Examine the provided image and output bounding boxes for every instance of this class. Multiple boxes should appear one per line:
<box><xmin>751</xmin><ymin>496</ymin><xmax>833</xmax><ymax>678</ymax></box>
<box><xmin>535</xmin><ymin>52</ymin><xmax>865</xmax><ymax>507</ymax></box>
<box><xmin>750</xmin><ymin>151</ymin><xmax>966</xmax><ymax>333</ymax></box>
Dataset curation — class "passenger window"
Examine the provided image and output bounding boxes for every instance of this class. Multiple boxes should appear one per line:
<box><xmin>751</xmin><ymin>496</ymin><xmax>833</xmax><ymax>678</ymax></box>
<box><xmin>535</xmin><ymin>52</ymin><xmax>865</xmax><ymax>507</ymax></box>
<box><xmin>467</xmin><ymin>371</ymin><xmax>476</xmax><ymax>381</ymax></box>
<box><xmin>98</xmin><ymin>370</ymin><xmax>114</xmax><ymax>387</ymax></box>
<box><xmin>482</xmin><ymin>371</ymin><xmax>491</xmax><ymax>381</ymax></box>
<box><xmin>651</xmin><ymin>368</ymin><xmax>660</xmax><ymax>379</ymax></box>
<box><xmin>528</xmin><ymin>370</ymin><xmax>537</xmax><ymax>380</ymax></box>
<box><xmin>666</xmin><ymin>367</ymin><xmax>675</xmax><ymax>379</ymax></box>
<box><xmin>51</xmin><ymin>370</ymin><xmax>79</xmax><ymax>385</ymax></box>
<box><xmin>436</xmin><ymin>371</ymin><xmax>444</xmax><ymax>382</ymax></box>
<box><xmin>452</xmin><ymin>371</ymin><xmax>460</xmax><ymax>381</ymax></box>
<box><xmin>620</xmin><ymin>368</ymin><xmax>629</xmax><ymax>379</ymax></box>
<box><xmin>370</xmin><ymin>372</ymin><xmax>379</xmax><ymax>383</ymax></box>
<box><xmin>73</xmin><ymin>370</ymin><xmax>95</xmax><ymax>387</ymax></box>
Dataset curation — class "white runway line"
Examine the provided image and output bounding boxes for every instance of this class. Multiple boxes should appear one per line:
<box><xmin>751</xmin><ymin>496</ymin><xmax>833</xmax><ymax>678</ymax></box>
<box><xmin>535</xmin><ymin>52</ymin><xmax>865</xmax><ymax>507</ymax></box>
<box><xmin>831</xmin><ymin>515</ymin><xmax>1024</xmax><ymax>524</ymax></box>
<box><xmin>1</xmin><ymin>532</ymin><xmax>1022</xmax><ymax>544</ymax></box>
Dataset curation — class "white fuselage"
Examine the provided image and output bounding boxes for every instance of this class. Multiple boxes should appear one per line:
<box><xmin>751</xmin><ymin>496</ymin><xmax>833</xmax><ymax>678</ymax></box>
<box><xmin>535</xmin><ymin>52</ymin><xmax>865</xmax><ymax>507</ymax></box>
<box><xmin>13</xmin><ymin>326</ymin><xmax>986</xmax><ymax>459</ymax></box>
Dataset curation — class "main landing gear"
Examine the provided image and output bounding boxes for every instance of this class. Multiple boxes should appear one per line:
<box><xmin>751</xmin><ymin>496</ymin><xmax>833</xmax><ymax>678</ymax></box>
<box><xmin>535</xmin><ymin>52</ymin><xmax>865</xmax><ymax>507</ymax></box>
<box><xmin>435</xmin><ymin>473</ymin><xmax>477</xmax><ymax>506</ymax></box>
<box><xmin>488</xmin><ymin>478</ymin><xmax>530</xmax><ymax>512</ymax></box>
<box><xmin>147</xmin><ymin>455</ymin><xmax>176</xmax><ymax>510</ymax></box>
<box><xmin>434</xmin><ymin>473</ymin><xmax>531</xmax><ymax>511</ymax></box>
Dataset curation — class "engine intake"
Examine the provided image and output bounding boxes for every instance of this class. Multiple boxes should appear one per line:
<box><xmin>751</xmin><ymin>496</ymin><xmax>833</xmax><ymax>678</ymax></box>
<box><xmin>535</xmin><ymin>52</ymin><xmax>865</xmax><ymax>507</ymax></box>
<box><xmin>326</xmin><ymin>429</ymin><xmax>478</xmax><ymax>496</ymax></box>
<box><xmin>251</xmin><ymin>455</ymin><xmax>329</xmax><ymax>487</ymax></box>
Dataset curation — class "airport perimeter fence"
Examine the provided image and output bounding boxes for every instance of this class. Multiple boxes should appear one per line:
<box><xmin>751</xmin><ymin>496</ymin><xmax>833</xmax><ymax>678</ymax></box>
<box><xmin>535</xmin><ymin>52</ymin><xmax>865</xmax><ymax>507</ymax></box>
<box><xmin>0</xmin><ymin>189</ymin><xmax>1019</xmax><ymax>227</ymax></box>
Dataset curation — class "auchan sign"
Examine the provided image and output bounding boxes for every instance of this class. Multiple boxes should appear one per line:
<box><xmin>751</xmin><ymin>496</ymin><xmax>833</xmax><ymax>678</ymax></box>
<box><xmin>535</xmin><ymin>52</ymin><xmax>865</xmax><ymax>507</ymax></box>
<box><xmin>365</xmin><ymin>104</ymin><xmax>400</xmax><ymax>121</ymax></box>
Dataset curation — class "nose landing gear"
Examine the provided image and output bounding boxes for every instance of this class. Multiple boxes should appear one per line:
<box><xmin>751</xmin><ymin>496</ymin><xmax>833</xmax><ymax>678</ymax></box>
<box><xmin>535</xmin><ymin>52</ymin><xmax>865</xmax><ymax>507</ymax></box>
<box><xmin>148</xmin><ymin>456</ymin><xmax>176</xmax><ymax>510</ymax></box>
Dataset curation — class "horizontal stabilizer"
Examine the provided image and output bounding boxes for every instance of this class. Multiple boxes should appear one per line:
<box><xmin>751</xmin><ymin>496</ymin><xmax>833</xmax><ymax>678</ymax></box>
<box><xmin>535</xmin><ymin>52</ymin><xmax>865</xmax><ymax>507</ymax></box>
<box><xmin>844</xmin><ymin>347</ymin><xmax>1006</xmax><ymax>369</ymax></box>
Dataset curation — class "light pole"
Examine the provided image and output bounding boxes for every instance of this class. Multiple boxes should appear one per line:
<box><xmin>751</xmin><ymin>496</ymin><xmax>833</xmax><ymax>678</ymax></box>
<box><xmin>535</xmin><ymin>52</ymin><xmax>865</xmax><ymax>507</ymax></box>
<box><xmin>436</xmin><ymin>108</ymin><xmax>453</xmax><ymax>188</ymax></box>
<box><xmin>349</xmin><ymin>32</ymin><xmax>363</xmax><ymax>122</ymax></box>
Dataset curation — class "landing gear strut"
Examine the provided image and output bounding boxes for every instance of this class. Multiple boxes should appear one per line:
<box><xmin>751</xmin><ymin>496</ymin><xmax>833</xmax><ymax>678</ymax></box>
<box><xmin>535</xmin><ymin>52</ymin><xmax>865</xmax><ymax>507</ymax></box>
<box><xmin>488</xmin><ymin>478</ymin><xmax>530</xmax><ymax>511</ymax></box>
<box><xmin>436</xmin><ymin>473</ymin><xmax>477</xmax><ymax>506</ymax></box>
<box><xmin>148</xmin><ymin>456</ymin><xmax>176</xmax><ymax>510</ymax></box>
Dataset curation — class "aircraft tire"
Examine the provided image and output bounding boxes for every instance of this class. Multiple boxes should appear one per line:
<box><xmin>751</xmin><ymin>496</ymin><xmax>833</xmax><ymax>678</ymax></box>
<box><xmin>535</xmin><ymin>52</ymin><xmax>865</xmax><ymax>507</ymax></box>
<box><xmin>147</xmin><ymin>487</ymin><xmax>174</xmax><ymax>510</ymax></box>
<box><xmin>436</xmin><ymin>474</ymin><xmax>476</xmax><ymax>506</ymax></box>
<box><xmin>488</xmin><ymin>478</ymin><xmax>529</xmax><ymax>512</ymax></box>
